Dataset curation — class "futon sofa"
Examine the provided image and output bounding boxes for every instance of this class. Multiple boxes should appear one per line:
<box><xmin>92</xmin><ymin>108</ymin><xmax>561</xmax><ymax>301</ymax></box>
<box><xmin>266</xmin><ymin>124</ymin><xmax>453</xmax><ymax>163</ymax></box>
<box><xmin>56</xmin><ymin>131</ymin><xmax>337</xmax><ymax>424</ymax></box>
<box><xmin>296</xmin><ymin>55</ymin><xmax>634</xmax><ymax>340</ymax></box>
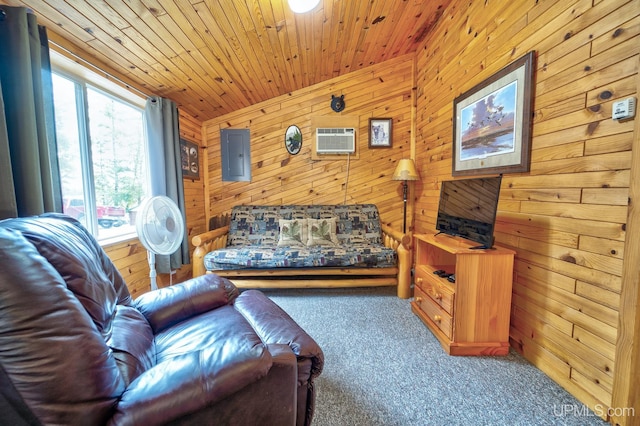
<box><xmin>0</xmin><ymin>214</ymin><xmax>323</xmax><ymax>426</ymax></box>
<box><xmin>192</xmin><ymin>204</ymin><xmax>412</xmax><ymax>298</ymax></box>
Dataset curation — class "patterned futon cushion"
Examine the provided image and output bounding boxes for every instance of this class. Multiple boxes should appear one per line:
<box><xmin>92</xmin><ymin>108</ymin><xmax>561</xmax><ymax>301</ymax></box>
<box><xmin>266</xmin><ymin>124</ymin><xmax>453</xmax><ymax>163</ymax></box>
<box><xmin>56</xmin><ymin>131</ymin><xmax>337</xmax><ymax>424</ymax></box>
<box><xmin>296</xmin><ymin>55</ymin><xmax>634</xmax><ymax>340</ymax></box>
<box><xmin>204</xmin><ymin>244</ymin><xmax>396</xmax><ymax>270</ymax></box>
<box><xmin>227</xmin><ymin>205</ymin><xmax>382</xmax><ymax>246</ymax></box>
<box><xmin>207</xmin><ymin>204</ymin><xmax>394</xmax><ymax>270</ymax></box>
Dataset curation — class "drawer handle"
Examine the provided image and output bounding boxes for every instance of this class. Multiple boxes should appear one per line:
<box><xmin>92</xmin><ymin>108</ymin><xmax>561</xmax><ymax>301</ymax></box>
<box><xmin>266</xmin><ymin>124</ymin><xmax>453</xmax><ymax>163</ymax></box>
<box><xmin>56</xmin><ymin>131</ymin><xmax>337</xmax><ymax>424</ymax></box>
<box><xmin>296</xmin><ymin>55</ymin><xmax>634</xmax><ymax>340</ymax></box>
<box><xmin>435</xmin><ymin>293</ymin><xmax>442</xmax><ymax>300</ymax></box>
<box><xmin>433</xmin><ymin>315</ymin><xmax>442</xmax><ymax>323</ymax></box>
<box><xmin>415</xmin><ymin>297</ymin><xmax>422</xmax><ymax>303</ymax></box>
<box><xmin>416</xmin><ymin>277</ymin><xmax>423</xmax><ymax>284</ymax></box>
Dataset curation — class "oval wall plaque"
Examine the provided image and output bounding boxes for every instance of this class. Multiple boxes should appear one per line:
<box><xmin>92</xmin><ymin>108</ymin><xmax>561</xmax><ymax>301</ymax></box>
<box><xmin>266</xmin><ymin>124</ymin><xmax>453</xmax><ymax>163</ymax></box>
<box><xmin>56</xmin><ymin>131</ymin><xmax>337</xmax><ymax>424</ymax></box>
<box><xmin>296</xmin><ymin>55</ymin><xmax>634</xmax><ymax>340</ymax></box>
<box><xmin>285</xmin><ymin>125</ymin><xmax>302</xmax><ymax>155</ymax></box>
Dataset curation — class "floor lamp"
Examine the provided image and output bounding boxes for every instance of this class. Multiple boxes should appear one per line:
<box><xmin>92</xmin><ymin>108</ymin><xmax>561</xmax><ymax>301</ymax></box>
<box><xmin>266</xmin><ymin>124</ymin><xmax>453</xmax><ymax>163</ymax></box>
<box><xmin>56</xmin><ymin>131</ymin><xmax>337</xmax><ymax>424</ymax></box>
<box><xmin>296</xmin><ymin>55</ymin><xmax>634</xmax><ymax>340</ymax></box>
<box><xmin>392</xmin><ymin>159</ymin><xmax>420</xmax><ymax>233</ymax></box>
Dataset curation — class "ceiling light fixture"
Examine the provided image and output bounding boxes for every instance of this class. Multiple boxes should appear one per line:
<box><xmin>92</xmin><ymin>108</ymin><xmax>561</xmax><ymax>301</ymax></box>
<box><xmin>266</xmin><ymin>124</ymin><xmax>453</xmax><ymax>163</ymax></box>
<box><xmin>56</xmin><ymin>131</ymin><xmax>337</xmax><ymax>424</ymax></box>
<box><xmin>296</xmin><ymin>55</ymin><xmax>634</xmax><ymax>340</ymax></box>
<box><xmin>288</xmin><ymin>0</ymin><xmax>320</xmax><ymax>13</ymax></box>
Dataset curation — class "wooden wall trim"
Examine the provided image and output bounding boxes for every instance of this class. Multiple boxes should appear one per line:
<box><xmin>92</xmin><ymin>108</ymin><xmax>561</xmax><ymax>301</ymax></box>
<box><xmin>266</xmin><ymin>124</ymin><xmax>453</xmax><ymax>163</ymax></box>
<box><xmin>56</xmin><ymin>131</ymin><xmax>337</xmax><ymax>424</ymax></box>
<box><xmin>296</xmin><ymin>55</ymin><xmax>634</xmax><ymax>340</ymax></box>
<box><xmin>202</xmin><ymin>122</ymin><xmax>211</xmax><ymax>232</ymax></box>
<box><xmin>414</xmin><ymin>0</ymin><xmax>639</xmax><ymax>422</ymax></box>
<box><xmin>611</xmin><ymin>55</ymin><xmax>640</xmax><ymax>426</ymax></box>
<box><xmin>408</xmin><ymin>56</ymin><xmax>418</xmax><ymax>234</ymax></box>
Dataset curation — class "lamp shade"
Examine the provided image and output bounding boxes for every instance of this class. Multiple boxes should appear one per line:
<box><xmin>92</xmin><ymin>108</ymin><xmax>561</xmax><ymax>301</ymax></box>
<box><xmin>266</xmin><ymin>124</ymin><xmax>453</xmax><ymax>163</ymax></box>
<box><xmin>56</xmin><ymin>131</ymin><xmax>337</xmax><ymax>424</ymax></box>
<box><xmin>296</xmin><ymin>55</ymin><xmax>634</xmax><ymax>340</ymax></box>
<box><xmin>288</xmin><ymin>0</ymin><xmax>320</xmax><ymax>13</ymax></box>
<box><xmin>392</xmin><ymin>159</ymin><xmax>420</xmax><ymax>181</ymax></box>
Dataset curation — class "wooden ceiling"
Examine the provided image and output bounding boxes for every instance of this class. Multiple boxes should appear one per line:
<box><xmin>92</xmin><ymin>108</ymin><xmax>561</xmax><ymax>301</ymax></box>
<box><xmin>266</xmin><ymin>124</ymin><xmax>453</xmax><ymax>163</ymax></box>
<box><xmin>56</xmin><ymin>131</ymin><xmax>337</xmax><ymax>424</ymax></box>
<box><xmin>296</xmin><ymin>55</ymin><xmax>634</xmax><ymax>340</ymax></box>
<box><xmin>4</xmin><ymin>0</ymin><xmax>451</xmax><ymax>121</ymax></box>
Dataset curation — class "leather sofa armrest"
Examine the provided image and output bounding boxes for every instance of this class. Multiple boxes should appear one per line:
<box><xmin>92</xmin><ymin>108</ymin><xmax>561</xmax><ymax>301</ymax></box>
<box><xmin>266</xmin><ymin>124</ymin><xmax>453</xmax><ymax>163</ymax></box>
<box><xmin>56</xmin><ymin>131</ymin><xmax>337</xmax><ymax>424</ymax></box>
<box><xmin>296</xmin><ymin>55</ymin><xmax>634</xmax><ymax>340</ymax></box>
<box><xmin>256</xmin><ymin>344</ymin><xmax>298</xmax><ymax>423</ymax></box>
<box><xmin>234</xmin><ymin>290</ymin><xmax>324</xmax><ymax>379</ymax></box>
<box><xmin>109</xmin><ymin>344</ymin><xmax>297</xmax><ymax>426</ymax></box>
<box><xmin>134</xmin><ymin>274</ymin><xmax>239</xmax><ymax>333</ymax></box>
<box><xmin>109</xmin><ymin>341</ymin><xmax>273</xmax><ymax>426</ymax></box>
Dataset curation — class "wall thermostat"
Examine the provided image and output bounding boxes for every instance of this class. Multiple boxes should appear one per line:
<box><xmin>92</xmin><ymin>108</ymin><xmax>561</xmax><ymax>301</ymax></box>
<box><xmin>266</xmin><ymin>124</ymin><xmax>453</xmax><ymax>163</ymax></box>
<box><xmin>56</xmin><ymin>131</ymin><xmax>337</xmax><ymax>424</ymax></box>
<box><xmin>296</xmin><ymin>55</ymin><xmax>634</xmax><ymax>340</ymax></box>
<box><xmin>612</xmin><ymin>97</ymin><xmax>636</xmax><ymax>121</ymax></box>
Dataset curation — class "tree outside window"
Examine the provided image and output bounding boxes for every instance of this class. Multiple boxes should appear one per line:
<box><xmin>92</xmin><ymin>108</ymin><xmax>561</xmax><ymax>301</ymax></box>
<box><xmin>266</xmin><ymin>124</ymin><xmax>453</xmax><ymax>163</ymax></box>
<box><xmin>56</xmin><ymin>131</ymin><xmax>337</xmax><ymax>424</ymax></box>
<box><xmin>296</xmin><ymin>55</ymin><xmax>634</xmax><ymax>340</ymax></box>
<box><xmin>52</xmin><ymin>72</ymin><xmax>148</xmax><ymax>241</ymax></box>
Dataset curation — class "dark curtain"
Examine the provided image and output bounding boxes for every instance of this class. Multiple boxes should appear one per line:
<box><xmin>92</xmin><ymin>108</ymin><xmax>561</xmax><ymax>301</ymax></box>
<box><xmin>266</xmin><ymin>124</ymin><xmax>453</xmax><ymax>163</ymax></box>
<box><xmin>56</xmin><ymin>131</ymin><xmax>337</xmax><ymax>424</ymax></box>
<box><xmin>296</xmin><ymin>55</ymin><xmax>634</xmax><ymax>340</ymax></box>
<box><xmin>144</xmin><ymin>96</ymin><xmax>189</xmax><ymax>273</ymax></box>
<box><xmin>0</xmin><ymin>6</ymin><xmax>61</xmax><ymax>220</ymax></box>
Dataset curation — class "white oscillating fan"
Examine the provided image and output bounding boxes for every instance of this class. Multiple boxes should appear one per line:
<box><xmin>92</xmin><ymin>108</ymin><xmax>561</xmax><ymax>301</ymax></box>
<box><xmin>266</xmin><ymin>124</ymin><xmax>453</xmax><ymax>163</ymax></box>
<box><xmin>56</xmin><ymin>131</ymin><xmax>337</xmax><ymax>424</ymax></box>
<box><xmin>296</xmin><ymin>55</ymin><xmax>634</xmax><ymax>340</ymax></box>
<box><xmin>136</xmin><ymin>196</ymin><xmax>184</xmax><ymax>290</ymax></box>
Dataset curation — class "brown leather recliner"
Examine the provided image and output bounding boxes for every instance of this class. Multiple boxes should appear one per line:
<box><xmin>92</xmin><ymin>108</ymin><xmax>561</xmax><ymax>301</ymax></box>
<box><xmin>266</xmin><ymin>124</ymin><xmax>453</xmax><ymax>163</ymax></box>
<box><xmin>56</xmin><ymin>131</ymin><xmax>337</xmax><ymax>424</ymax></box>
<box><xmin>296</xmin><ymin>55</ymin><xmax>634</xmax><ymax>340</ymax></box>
<box><xmin>0</xmin><ymin>214</ymin><xmax>323</xmax><ymax>426</ymax></box>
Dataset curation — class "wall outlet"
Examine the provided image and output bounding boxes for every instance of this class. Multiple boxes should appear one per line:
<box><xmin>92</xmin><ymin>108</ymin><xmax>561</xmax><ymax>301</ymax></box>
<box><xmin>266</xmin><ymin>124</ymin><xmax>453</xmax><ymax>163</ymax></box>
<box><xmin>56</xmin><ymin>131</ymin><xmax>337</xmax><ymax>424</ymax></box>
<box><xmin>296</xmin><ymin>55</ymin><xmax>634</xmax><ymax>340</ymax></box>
<box><xmin>612</xmin><ymin>97</ymin><xmax>636</xmax><ymax>121</ymax></box>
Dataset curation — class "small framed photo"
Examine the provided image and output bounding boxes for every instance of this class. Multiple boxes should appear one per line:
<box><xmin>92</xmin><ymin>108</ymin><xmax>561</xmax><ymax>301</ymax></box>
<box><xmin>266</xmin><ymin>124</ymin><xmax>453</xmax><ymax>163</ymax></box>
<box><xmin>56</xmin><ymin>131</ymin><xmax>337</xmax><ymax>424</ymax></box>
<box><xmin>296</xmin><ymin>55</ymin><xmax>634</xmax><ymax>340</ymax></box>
<box><xmin>369</xmin><ymin>118</ymin><xmax>392</xmax><ymax>148</ymax></box>
<box><xmin>180</xmin><ymin>138</ymin><xmax>200</xmax><ymax>180</ymax></box>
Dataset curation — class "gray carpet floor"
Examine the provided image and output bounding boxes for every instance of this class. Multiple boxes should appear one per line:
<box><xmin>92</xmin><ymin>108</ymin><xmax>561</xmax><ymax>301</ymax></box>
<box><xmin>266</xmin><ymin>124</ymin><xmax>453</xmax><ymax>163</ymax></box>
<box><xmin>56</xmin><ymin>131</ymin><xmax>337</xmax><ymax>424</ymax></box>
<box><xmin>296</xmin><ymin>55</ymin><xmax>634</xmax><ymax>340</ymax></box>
<box><xmin>261</xmin><ymin>286</ymin><xmax>608</xmax><ymax>426</ymax></box>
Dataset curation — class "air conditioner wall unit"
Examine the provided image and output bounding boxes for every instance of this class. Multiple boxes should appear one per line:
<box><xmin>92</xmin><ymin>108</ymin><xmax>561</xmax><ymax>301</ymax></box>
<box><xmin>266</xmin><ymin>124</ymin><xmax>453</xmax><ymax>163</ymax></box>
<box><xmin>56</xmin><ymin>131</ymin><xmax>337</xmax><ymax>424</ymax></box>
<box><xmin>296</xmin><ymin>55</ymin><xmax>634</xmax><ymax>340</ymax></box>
<box><xmin>316</xmin><ymin>127</ymin><xmax>356</xmax><ymax>154</ymax></box>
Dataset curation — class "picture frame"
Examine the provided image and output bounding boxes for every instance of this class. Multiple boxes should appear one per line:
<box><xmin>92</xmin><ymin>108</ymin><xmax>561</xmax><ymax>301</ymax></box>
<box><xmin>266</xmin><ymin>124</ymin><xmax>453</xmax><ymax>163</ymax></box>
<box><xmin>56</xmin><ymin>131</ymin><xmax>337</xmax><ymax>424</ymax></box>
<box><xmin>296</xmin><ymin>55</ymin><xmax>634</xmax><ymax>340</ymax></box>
<box><xmin>180</xmin><ymin>138</ymin><xmax>200</xmax><ymax>180</ymax></box>
<box><xmin>368</xmin><ymin>118</ymin><xmax>392</xmax><ymax>148</ymax></box>
<box><xmin>452</xmin><ymin>51</ymin><xmax>535</xmax><ymax>176</ymax></box>
<box><xmin>285</xmin><ymin>124</ymin><xmax>302</xmax><ymax>155</ymax></box>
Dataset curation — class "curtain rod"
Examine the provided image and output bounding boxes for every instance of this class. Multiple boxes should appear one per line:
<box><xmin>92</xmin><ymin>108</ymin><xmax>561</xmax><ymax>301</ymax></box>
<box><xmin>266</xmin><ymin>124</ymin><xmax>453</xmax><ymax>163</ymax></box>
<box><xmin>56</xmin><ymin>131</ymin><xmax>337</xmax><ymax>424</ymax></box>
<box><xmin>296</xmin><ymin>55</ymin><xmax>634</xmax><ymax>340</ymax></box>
<box><xmin>49</xmin><ymin>39</ymin><xmax>153</xmax><ymax>100</ymax></box>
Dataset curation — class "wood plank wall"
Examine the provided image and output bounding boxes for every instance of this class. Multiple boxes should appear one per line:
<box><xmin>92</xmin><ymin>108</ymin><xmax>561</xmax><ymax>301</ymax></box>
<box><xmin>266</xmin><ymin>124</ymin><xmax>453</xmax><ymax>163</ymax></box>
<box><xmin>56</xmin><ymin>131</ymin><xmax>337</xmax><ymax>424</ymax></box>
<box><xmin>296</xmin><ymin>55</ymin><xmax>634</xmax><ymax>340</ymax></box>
<box><xmin>414</xmin><ymin>0</ymin><xmax>639</xmax><ymax>422</ymax></box>
<box><xmin>201</xmin><ymin>54</ymin><xmax>414</xmax><ymax>229</ymax></box>
<box><xmin>179</xmin><ymin>110</ymin><xmax>207</xmax><ymax>276</ymax></box>
<box><xmin>51</xmin><ymin>0</ymin><xmax>639</xmax><ymax>421</ymax></box>
<box><xmin>103</xmin><ymin>110</ymin><xmax>205</xmax><ymax>297</ymax></box>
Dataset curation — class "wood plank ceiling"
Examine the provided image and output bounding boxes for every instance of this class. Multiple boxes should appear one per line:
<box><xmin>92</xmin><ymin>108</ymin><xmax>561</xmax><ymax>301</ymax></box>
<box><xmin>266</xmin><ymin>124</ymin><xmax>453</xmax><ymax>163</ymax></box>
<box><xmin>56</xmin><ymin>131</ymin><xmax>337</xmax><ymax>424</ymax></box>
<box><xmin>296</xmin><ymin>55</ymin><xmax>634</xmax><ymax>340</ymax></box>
<box><xmin>2</xmin><ymin>0</ymin><xmax>451</xmax><ymax>121</ymax></box>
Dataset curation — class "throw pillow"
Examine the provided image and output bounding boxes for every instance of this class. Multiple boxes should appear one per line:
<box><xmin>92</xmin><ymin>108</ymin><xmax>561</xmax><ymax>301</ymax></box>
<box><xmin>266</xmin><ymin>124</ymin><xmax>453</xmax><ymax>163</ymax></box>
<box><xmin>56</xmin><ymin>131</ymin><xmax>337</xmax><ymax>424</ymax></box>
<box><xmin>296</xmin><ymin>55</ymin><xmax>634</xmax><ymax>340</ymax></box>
<box><xmin>278</xmin><ymin>218</ymin><xmax>308</xmax><ymax>246</ymax></box>
<box><xmin>307</xmin><ymin>218</ymin><xmax>340</xmax><ymax>246</ymax></box>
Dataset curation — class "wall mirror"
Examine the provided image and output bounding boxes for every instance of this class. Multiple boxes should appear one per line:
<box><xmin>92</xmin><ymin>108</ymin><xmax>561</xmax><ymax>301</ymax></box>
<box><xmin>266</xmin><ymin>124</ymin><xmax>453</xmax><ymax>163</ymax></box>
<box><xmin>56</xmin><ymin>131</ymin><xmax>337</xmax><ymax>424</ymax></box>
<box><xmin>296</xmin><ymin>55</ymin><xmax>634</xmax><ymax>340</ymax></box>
<box><xmin>285</xmin><ymin>125</ymin><xmax>302</xmax><ymax>155</ymax></box>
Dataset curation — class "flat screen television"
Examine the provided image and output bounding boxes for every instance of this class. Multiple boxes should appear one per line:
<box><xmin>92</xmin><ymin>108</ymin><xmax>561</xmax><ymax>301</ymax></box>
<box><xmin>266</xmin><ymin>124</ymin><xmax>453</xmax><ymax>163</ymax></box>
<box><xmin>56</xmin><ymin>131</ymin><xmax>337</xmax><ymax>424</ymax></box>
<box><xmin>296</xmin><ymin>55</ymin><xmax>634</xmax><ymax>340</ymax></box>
<box><xmin>435</xmin><ymin>175</ymin><xmax>502</xmax><ymax>249</ymax></box>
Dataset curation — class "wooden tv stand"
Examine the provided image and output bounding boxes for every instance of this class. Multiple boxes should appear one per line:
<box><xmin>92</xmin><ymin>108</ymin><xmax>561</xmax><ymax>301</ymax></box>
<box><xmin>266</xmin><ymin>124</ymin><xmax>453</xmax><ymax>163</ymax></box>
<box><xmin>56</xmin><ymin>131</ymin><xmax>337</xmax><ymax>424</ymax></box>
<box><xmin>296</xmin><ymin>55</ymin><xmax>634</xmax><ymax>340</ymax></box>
<box><xmin>411</xmin><ymin>233</ymin><xmax>515</xmax><ymax>356</ymax></box>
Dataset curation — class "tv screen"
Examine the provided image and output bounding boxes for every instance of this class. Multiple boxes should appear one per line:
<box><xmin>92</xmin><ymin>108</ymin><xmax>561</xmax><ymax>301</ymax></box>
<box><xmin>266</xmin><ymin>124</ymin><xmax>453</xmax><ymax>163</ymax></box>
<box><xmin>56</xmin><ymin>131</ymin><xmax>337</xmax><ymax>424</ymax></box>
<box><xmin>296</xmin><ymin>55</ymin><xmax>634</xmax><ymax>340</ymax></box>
<box><xmin>436</xmin><ymin>175</ymin><xmax>502</xmax><ymax>249</ymax></box>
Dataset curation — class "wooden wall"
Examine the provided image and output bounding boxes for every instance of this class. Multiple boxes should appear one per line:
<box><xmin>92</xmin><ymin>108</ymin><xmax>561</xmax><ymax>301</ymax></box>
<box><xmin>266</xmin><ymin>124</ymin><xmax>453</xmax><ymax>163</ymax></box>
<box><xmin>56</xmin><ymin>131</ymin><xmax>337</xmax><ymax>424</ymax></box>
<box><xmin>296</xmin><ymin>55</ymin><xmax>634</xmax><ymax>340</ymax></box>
<box><xmin>201</xmin><ymin>54</ymin><xmax>414</xmax><ymax>229</ymax></box>
<box><xmin>48</xmin><ymin>0</ymin><xmax>640</xmax><ymax>421</ymax></box>
<box><xmin>177</xmin><ymin>110</ymin><xmax>207</xmax><ymax>279</ymax></box>
<box><xmin>104</xmin><ymin>110</ymin><xmax>205</xmax><ymax>297</ymax></box>
<box><xmin>414</xmin><ymin>0</ymin><xmax>639</xmax><ymax>423</ymax></box>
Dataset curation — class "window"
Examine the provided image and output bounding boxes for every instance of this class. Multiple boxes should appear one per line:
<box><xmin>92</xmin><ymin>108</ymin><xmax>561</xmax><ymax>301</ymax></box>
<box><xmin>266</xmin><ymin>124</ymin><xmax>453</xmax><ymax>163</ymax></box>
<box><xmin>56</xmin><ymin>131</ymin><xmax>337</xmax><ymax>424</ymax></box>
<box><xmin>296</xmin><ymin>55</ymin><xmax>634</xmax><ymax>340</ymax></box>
<box><xmin>51</xmin><ymin>52</ymin><xmax>149</xmax><ymax>243</ymax></box>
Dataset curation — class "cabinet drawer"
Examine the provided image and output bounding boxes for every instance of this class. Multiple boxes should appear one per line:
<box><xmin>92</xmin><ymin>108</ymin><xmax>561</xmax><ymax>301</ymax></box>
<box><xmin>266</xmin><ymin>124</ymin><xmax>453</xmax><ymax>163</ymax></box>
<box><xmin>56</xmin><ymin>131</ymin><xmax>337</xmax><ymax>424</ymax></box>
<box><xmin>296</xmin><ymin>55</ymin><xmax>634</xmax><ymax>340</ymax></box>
<box><xmin>415</xmin><ymin>273</ymin><xmax>455</xmax><ymax>314</ymax></box>
<box><xmin>414</xmin><ymin>286</ymin><xmax>453</xmax><ymax>339</ymax></box>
